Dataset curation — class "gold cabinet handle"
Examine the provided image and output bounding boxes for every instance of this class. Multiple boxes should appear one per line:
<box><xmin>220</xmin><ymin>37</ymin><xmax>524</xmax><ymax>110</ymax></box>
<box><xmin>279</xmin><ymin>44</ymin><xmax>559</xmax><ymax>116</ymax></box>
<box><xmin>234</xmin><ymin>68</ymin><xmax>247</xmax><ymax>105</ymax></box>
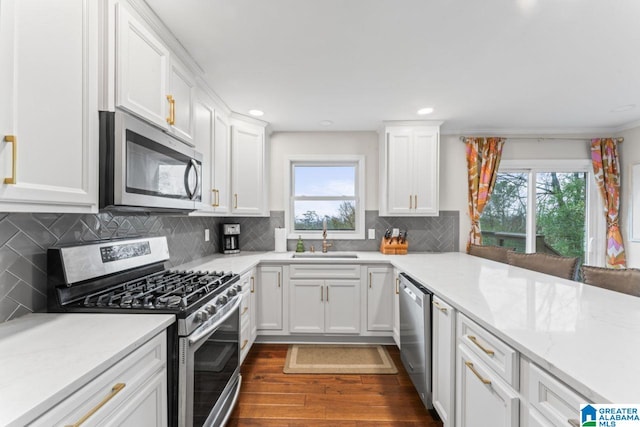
<box><xmin>242</xmin><ymin>307</ymin><xmax>248</xmax><ymax>315</ymax></box>
<box><xmin>395</xmin><ymin>277</ymin><xmax>400</xmax><ymax>294</ymax></box>
<box><xmin>468</xmin><ymin>335</ymin><xmax>495</xmax><ymax>356</ymax></box>
<box><xmin>211</xmin><ymin>189</ymin><xmax>219</xmax><ymax>207</ymax></box>
<box><xmin>4</xmin><ymin>135</ymin><xmax>16</xmax><ymax>185</ymax></box>
<box><xmin>250</xmin><ymin>276</ymin><xmax>255</xmax><ymax>293</ymax></box>
<box><xmin>241</xmin><ymin>339</ymin><xmax>248</xmax><ymax>351</ymax></box>
<box><xmin>166</xmin><ymin>95</ymin><xmax>175</xmax><ymax>125</ymax></box>
<box><xmin>568</xmin><ymin>420</ymin><xmax>580</xmax><ymax>427</ymax></box>
<box><xmin>432</xmin><ymin>300</ymin><xmax>448</xmax><ymax>313</ymax></box>
<box><xmin>409</xmin><ymin>194</ymin><xmax>412</xmax><ymax>209</ymax></box>
<box><xmin>465</xmin><ymin>361</ymin><xmax>491</xmax><ymax>385</ymax></box>
<box><xmin>277</xmin><ymin>271</ymin><xmax>280</xmax><ymax>288</ymax></box>
<box><xmin>414</xmin><ymin>195</ymin><xmax>417</xmax><ymax>209</ymax></box>
<box><xmin>369</xmin><ymin>272</ymin><xmax>372</xmax><ymax>288</ymax></box>
<box><xmin>234</xmin><ymin>193</ymin><xmax>238</xmax><ymax>209</ymax></box>
<box><xmin>65</xmin><ymin>383</ymin><xmax>126</xmax><ymax>427</ymax></box>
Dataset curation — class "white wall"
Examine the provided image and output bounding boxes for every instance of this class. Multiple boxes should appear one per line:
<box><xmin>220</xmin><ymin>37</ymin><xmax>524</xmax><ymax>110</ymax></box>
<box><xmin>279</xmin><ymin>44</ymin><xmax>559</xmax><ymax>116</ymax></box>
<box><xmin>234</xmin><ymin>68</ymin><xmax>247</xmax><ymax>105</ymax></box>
<box><xmin>618</xmin><ymin>125</ymin><xmax>640</xmax><ymax>268</ymax></box>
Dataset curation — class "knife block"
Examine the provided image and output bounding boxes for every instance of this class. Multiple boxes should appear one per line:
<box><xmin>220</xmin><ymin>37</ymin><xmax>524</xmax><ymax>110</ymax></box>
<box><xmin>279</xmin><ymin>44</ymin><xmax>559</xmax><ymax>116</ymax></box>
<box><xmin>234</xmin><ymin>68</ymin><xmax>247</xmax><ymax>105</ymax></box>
<box><xmin>379</xmin><ymin>237</ymin><xmax>408</xmax><ymax>255</ymax></box>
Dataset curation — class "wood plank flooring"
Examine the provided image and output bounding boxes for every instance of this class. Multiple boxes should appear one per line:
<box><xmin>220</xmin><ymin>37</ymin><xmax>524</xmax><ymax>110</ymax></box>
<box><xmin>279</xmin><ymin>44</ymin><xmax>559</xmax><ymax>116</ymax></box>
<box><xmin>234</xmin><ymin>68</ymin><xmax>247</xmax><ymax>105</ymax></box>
<box><xmin>227</xmin><ymin>344</ymin><xmax>443</xmax><ymax>426</ymax></box>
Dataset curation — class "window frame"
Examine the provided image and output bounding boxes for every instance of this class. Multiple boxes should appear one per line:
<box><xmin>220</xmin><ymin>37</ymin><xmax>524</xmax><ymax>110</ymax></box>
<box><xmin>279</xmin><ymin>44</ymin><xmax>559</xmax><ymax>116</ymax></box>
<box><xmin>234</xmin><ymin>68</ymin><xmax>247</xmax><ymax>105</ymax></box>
<box><xmin>285</xmin><ymin>155</ymin><xmax>365</xmax><ymax>240</ymax></box>
<box><xmin>493</xmin><ymin>159</ymin><xmax>605</xmax><ymax>265</ymax></box>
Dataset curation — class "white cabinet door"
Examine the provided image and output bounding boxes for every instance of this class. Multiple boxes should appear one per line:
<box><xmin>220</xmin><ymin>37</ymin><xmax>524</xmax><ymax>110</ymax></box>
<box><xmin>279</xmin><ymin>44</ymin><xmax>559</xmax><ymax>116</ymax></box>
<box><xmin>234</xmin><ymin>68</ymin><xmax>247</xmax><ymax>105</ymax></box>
<box><xmin>168</xmin><ymin>58</ymin><xmax>195</xmax><ymax>144</ymax></box>
<box><xmin>380</xmin><ymin>124</ymin><xmax>440</xmax><ymax>217</ymax></box>
<box><xmin>212</xmin><ymin>111</ymin><xmax>230</xmax><ymax>213</ymax></box>
<box><xmin>432</xmin><ymin>295</ymin><xmax>456</xmax><ymax>427</ymax></box>
<box><xmin>249</xmin><ymin>271</ymin><xmax>258</xmax><ymax>343</ymax></box>
<box><xmin>412</xmin><ymin>128</ymin><xmax>439</xmax><ymax>215</ymax></box>
<box><xmin>325</xmin><ymin>280</ymin><xmax>360</xmax><ymax>334</ymax></box>
<box><xmin>107</xmin><ymin>369</ymin><xmax>167</xmax><ymax>427</ymax></box>
<box><xmin>456</xmin><ymin>345</ymin><xmax>519</xmax><ymax>427</ymax></box>
<box><xmin>230</xmin><ymin>122</ymin><xmax>267</xmax><ymax>216</ymax></box>
<box><xmin>0</xmin><ymin>0</ymin><xmax>98</xmax><ymax>213</ymax></box>
<box><xmin>115</xmin><ymin>2</ymin><xmax>169</xmax><ymax>129</ymax></box>
<box><xmin>385</xmin><ymin>130</ymin><xmax>414</xmax><ymax>215</ymax></box>
<box><xmin>289</xmin><ymin>279</ymin><xmax>324</xmax><ymax>333</ymax></box>
<box><xmin>257</xmin><ymin>266</ymin><xmax>282</xmax><ymax>330</ymax></box>
<box><xmin>392</xmin><ymin>270</ymin><xmax>401</xmax><ymax>347</ymax></box>
<box><xmin>367</xmin><ymin>267</ymin><xmax>394</xmax><ymax>331</ymax></box>
<box><xmin>193</xmin><ymin>96</ymin><xmax>214</xmax><ymax>212</ymax></box>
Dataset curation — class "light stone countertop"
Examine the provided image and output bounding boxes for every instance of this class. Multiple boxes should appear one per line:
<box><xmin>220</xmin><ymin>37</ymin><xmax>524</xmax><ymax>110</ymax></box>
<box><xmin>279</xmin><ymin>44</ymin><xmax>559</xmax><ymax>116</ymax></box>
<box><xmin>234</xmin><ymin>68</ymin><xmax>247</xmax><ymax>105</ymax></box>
<box><xmin>177</xmin><ymin>250</ymin><xmax>640</xmax><ymax>404</ymax></box>
<box><xmin>0</xmin><ymin>313</ymin><xmax>175</xmax><ymax>427</ymax></box>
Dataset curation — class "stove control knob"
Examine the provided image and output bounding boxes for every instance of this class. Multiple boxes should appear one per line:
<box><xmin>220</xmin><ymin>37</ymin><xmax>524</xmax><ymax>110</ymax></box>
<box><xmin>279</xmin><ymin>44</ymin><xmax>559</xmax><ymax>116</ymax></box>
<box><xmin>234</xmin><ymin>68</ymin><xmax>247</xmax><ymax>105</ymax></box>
<box><xmin>227</xmin><ymin>287</ymin><xmax>237</xmax><ymax>297</ymax></box>
<box><xmin>195</xmin><ymin>311</ymin><xmax>209</xmax><ymax>323</ymax></box>
<box><xmin>205</xmin><ymin>305</ymin><xmax>216</xmax><ymax>315</ymax></box>
<box><xmin>217</xmin><ymin>295</ymin><xmax>228</xmax><ymax>306</ymax></box>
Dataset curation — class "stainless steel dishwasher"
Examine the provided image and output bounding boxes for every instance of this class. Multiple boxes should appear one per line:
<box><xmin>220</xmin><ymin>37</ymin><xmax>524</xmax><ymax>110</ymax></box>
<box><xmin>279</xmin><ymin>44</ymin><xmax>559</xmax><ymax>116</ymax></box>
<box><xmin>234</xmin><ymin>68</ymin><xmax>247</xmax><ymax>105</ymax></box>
<box><xmin>399</xmin><ymin>272</ymin><xmax>433</xmax><ymax>410</ymax></box>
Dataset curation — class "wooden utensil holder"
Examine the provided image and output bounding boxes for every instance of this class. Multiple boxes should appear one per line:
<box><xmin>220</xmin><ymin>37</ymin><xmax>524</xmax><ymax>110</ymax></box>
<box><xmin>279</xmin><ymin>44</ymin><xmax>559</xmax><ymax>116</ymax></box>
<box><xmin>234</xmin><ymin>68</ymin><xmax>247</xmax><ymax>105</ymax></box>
<box><xmin>379</xmin><ymin>237</ymin><xmax>408</xmax><ymax>255</ymax></box>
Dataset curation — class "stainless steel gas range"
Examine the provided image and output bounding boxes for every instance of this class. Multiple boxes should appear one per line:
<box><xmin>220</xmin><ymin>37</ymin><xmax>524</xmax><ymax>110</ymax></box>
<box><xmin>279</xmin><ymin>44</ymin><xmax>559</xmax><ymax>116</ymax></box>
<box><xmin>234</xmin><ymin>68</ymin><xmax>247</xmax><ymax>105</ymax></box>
<box><xmin>47</xmin><ymin>236</ymin><xmax>242</xmax><ymax>427</ymax></box>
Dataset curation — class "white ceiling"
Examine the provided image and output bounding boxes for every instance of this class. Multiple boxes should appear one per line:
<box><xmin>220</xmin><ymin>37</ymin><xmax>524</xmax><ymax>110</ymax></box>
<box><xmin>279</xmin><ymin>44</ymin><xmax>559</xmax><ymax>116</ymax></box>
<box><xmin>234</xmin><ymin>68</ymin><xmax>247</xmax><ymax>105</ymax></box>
<box><xmin>146</xmin><ymin>0</ymin><xmax>640</xmax><ymax>133</ymax></box>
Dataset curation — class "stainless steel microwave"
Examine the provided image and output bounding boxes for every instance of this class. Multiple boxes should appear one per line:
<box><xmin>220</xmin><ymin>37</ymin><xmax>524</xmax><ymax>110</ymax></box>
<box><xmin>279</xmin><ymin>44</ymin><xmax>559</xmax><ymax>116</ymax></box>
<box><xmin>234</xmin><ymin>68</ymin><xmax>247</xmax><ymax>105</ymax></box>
<box><xmin>99</xmin><ymin>110</ymin><xmax>202</xmax><ymax>212</ymax></box>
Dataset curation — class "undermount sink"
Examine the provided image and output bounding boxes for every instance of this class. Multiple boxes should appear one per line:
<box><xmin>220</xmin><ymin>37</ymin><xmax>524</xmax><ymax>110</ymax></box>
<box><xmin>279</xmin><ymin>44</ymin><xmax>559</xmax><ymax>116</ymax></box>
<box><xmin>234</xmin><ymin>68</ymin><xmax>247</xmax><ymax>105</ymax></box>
<box><xmin>292</xmin><ymin>252</ymin><xmax>358</xmax><ymax>259</ymax></box>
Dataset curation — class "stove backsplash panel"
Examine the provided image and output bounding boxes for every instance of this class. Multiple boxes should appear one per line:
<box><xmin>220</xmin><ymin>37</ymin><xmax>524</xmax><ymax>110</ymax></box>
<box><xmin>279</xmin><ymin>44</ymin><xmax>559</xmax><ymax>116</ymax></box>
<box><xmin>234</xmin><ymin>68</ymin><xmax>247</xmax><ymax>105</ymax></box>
<box><xmin>0</xmin><ymin>213</ymin><xmax>220</xmax><ymax>323</ymax></box>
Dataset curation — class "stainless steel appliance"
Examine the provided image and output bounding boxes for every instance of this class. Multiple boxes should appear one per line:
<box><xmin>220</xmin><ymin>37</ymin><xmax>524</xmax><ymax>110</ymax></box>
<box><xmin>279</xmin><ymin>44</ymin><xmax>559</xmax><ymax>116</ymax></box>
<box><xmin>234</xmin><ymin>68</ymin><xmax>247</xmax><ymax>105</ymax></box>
<box><xmin>399</xmin><ymin>272</ymin><xmax>433</xmax><ymax>410</ymax></box>
<box><xmin>99</xmin><ymin>110</ymin><xmax>203</xmax><ymax>212</ymax></box>
<box><xmin>47</xmin><ymin>237</ymin><xmax>242</xmax><ymax>427</ymax></box>
<box><xmin>220</xmin><ymin>223</ymin><xmax>240</xmax><ymax>254</ymax></box>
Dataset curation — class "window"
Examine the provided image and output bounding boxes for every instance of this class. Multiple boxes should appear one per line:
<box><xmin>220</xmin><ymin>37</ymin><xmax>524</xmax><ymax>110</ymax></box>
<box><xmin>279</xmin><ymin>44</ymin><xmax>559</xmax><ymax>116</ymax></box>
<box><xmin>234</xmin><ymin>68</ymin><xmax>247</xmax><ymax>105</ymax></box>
<box><xmin>286</xmin><ymin>155</ymin><xmax>365</xmax><ymax>239</ymax></box>
<box><xmin>480</xmin><ymin>160</ymin><xmax>604</xmax><ymax>266</ymax></box>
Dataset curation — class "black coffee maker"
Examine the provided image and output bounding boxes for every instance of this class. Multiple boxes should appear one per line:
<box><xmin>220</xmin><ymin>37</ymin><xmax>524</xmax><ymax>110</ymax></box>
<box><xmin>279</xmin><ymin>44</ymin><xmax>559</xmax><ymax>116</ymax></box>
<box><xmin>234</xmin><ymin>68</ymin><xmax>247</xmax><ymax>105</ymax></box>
<box><xmin>220</xmin><ymin>223</ymin><xmax>240</xmax><ymax>254</ymax></box>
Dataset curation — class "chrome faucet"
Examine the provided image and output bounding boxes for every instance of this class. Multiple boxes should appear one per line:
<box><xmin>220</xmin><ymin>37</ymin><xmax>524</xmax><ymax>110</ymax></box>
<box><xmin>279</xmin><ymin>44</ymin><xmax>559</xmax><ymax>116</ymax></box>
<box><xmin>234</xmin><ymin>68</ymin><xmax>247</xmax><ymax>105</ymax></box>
<box><xmin>322</xmin><ymin>222</ymin><xmax>332</xmax><ymax>253</ymax></box>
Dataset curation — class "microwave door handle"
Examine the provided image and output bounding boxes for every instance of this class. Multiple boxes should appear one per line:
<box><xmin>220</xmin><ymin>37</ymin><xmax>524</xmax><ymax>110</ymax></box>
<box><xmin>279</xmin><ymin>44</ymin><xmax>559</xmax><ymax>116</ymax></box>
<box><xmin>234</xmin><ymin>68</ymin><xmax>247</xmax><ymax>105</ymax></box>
<box><xmin>192</xmin><ymin>159</ymin><xmax>201</xmax><ymax>201</ymax></box>
<box><xmin>183</xmin><ymin>159</ymin><xmax>200</xmax><ymax>200</ymax></box>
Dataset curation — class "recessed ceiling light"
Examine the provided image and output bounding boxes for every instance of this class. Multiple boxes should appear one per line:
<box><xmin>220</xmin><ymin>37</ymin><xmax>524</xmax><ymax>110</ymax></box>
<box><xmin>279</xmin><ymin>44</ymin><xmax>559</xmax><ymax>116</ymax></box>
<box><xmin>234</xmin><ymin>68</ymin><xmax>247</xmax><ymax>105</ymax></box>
<box><xmin>319</xmin><ymin>120</ymin><xmax>333</xmax><ymax>126</ymax></box>
<box><xmin>610</xmin><ymin>104</ymin><xmax>636</xmax><ymax>113</ymax></box>
<box><xmin>248</xmin><ymin>109</ymin><xmax>264</xmax><ymax>117</ymax></box>
<box><xmin>417</xmin><ymin>107</ymin><xmax>434</xmax><ymax>115</ymax></box>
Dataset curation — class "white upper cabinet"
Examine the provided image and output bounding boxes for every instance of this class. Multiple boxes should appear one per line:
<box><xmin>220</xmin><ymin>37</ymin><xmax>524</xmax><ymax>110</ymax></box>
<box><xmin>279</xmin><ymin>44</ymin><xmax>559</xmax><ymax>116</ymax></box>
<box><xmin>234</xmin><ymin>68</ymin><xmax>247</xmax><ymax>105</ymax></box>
<box><xmin>115</xmin><ymin>2</ymin><xmax>169</xmax><ymax>130</ymax></box>
<box><xmin>212</xmin><ymin>111</ymin><xmax>231</xmax><ymax>213</ymax></box>
<box><xmin>380</xmin><ymin>123</ymin><xmax>441</xmax><ymax>216</ymax></box>
<box><xmin>114</xmin><ymin>1</ymin><xmax>195</xmax><ymax>144</ymax></box>
<box><xmin>167</xmin><ymin>58</ymin><xmax>195</xmax><ymax>143</ymax></box>
<box><xmin>193</xmin><ymin>94</ymin><xmax>214</xmax><ymax>213</ymax></box>
<box><xmin>0</xmin><ymin>0</ymin><xmax>98</xmax><ymax>213</ymax></box>
<box><xmin>230</xmin><ymin>119</ymin><xmax>268</xmax><ymax>216</ymax></box>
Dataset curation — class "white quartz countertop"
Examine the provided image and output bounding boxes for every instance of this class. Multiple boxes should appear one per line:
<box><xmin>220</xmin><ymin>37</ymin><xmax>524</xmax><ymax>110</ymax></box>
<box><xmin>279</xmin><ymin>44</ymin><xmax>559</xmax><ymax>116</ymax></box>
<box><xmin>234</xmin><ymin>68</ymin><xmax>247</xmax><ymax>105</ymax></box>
<box><xmin>0</xmin><ymin>313</ymin><xmax>174</xmax><ymax>427</ymax></box>
<box><xmin>177</xmin><ymin>250</ymin><xmax>640</xmax><ymax>404</ymax></box>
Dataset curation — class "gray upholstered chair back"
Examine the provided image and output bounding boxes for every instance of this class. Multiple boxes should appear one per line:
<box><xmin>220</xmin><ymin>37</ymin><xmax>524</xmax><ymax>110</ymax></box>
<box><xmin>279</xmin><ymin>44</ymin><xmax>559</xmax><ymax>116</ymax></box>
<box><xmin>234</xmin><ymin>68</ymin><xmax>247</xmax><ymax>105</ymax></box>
<box><xmin>581</xmin><ymin>265</ymin><xmax>640</xmax><ymax>297</ymax></box>
<box><xmin>507</xmin><ymin>251</ymin><xmax>579</xmax><ymax>281</ymax></box>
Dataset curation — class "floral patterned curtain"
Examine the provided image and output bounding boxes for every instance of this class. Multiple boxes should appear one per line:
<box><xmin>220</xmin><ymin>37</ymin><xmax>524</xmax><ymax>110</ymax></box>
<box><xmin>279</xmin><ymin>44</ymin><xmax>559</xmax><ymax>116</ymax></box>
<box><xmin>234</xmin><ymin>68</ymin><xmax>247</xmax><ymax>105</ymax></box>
<box><xmin>465</xmin><ymin>137</ymin><xmax>505</xmax><ymax>251</ymax></box>
<box><xmin>591</xmin><ymin>138</ymin><xmax>626</xmax><ymax>268</ymax></box>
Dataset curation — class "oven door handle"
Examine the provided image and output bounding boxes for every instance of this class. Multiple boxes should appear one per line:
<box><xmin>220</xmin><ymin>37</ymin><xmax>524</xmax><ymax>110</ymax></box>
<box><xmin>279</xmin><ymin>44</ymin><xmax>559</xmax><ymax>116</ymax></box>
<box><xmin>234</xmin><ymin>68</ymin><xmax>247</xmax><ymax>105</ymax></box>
<box><xmin>188</xmin><ymin>295</ymin><xmax>241</xmax><ymax>346</ymax></box>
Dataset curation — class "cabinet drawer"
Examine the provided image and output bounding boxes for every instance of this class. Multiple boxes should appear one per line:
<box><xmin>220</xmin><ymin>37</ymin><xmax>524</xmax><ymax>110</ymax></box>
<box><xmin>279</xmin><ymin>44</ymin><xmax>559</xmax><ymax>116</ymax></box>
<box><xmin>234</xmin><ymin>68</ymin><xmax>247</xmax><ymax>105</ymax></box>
<box><xmin>528</xmin><ymin>363</ymin><xmax>585</xmax><ymax>427</ymax></box>
<box><xmin>240</xmin><ymin>289</ymin><xmax>251</xmax><ymax>325</ymax></box>
<box><xmin>457</xmin><ymin>313</ymin><xmax>519</xmax><ymax>388</ymax></box>
<box><xmin>31</xmin><ymin>331</ymin><xmax>167</xmax><ymax>426</ymax></box>
<box><xmin>240</xmin><ymin>320</ymin><xmax>251</xmax><ymax>363</ymax></box>
<box><xmin>290</xmin><ymin>264</ymin><xmax>360</xmax><ymax>279</ymax></box>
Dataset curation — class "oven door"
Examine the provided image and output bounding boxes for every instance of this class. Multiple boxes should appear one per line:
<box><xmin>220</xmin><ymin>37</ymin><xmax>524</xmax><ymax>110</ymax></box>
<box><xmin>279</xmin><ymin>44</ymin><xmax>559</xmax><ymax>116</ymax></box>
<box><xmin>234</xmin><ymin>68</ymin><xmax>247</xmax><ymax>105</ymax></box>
<box><xmin>179</xmin><ymin>295</ymin><xmax>242</xmax><ymax>427</ymax></box>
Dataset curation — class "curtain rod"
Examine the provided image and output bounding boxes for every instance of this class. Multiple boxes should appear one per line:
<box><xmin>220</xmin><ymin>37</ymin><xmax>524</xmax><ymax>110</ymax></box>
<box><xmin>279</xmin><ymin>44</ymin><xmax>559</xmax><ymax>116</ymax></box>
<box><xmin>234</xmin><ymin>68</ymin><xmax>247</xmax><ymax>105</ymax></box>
<box><xmin>459</xmin><ymin>136</ymin><xmax>624</xmax><ymax>143</ymax></box>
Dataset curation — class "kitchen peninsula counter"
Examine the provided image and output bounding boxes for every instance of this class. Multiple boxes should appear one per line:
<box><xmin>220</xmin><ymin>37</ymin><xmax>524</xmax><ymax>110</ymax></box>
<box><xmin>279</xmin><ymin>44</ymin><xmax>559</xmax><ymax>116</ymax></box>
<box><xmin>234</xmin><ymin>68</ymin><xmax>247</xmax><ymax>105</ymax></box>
<box><xmin>179</xmin><ymin>251</ymin><xmax>640</xmax><ymax>404</ymax></box>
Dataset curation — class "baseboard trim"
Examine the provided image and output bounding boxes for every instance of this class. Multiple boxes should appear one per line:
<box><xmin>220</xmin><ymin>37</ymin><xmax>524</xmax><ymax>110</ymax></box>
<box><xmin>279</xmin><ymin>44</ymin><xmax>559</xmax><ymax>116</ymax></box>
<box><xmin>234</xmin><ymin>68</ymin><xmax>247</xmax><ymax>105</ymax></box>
<box><xmin>255</xmin><ymin>335</ymin><xmax>397</xmax><ymax>345</ymax></box>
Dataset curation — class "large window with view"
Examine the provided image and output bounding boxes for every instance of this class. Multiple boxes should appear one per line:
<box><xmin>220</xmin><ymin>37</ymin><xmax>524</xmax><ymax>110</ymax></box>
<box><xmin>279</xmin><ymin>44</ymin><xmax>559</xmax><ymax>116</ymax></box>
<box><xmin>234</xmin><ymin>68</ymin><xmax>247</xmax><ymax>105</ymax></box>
<box><xmin>480</xmin><ymin>160</ymin><xmax>603</xmax><ymax>267</ymax></box>
<box><xmin>287</xmin><ymin>156</ymin><xmax>365</xmax><ymax>239</ymax></box>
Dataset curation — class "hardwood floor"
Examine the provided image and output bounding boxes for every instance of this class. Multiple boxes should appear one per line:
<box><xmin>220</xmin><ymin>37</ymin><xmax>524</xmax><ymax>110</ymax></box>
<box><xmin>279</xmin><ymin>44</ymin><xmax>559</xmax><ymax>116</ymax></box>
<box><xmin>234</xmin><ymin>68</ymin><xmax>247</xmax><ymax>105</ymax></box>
<box><xmin>227</xmin><ymin>344</ymin><xmax>443</xmax><ymax>426</ymax></box>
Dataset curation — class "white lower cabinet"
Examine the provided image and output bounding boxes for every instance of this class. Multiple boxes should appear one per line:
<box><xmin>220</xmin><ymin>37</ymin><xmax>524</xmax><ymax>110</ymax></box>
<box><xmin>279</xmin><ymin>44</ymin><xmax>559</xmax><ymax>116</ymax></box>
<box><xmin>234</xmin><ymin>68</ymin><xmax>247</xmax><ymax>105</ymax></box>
<box><xmin>456</xmin><ymin>344</ymin><xmax>519</xmax><ymax>427</ymax></box>
<box><xmin>366</xmin><ymin>266</ymin><xmax>394</xmax><ymax>332</ymax></box>
<box><xmin>432</xmin><ymin>295</ymin><xmax>456</xmax><ymax>427</ymax></box>
<box><xmin>289</xmin><ymin>279</ymin><xmax>360</xmax><ymax>334</ymax></box>
<box><xmin>257</xmin><ymin>266</ymin><xmax>283</xmax><ymax>331</ymax></box>
<box><xmin>392</xmin><ymin>269</ymin><xmax>401</xmax><ymax>347</ymax></box>
<box><xmin>31</xmin><ymin>331</ymin><xmax>167</xmax><ymax>426</ymax></box>
<box><xmin>239</xmin><ymin>270</ymin><xmax>253</xmax><ymax>364</ymax></box>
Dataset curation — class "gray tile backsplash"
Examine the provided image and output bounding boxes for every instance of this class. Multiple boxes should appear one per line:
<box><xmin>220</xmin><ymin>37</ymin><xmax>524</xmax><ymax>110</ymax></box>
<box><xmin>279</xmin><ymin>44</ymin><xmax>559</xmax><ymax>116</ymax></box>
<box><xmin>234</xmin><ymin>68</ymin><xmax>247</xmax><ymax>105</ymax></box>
<box><xmin>0</xmin><ymin>213</ymin><xmax>220</xmax><ymax>323</ymax></box>
<box><xmin>0</xmin><ymin>209</ymin><xmax>459</xmax><ymax>323</ymax></box>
